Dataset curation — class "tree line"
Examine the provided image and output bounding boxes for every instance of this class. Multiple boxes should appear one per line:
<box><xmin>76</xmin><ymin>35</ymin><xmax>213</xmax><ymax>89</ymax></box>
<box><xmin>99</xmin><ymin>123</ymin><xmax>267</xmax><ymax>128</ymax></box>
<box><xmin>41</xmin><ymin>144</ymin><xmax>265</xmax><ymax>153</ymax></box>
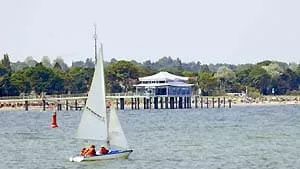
<box><xmin>0</xmin><ymin>54</ymin><xmax>299</xmax><ymax>98</ymax></box>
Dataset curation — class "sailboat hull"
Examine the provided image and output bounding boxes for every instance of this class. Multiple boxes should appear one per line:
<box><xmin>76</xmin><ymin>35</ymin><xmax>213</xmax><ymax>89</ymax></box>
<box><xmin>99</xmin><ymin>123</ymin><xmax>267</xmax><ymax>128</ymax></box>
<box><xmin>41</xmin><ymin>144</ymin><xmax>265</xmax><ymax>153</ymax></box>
<box><xmin>69</xmin><ymin>150</ymin><xmax>133</xmax><ymax>162</ymax></box>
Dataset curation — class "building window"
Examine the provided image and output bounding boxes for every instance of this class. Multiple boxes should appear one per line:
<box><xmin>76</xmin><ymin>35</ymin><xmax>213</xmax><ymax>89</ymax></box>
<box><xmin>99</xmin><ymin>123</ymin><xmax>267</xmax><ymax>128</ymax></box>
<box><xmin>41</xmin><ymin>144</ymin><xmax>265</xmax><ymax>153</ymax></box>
<box><xmin>155</xmin><ymin>87</ymin><xmax>167</xmax><ymax>96</ymax></box>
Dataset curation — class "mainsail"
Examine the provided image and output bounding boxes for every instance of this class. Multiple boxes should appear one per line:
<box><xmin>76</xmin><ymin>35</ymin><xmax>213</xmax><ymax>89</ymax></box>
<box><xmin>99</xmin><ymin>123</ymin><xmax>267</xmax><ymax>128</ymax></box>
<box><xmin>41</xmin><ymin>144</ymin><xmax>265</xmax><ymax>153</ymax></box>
<box><xmin>109</xmin><ymin>108</ymin><xmax>129</xmax><ymax>149</ymax></box>
<box><xmin>76</xmin><ymin>44</ymin><xmax>107</xmax><ymax>141</ymax></box>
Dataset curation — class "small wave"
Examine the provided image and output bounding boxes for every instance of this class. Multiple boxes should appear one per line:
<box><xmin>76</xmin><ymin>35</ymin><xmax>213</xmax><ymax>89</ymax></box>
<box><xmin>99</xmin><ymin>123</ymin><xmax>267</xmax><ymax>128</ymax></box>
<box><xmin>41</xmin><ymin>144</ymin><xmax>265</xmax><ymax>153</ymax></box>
<box><xmin>247</xmin><ymin>135</ymin><xmax>273</xmax><ymax>139</ymax></box>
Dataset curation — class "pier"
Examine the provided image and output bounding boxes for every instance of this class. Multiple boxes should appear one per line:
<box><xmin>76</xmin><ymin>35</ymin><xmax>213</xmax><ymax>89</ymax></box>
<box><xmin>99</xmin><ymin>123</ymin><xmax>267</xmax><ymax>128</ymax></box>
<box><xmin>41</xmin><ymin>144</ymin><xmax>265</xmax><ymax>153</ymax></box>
<box><xmin>0</xmin><ymin>94</ymin><xmax>232</xmax><ymax>111</ymax></box>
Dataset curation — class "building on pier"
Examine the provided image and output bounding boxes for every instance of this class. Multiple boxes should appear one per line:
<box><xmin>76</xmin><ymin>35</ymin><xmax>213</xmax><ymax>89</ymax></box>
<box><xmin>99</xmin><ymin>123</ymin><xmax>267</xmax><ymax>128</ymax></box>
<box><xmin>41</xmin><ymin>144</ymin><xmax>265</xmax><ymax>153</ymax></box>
<box><xmin>135</xmin><ymin>71</ymin><xmax>193</xmax><ymax>97</ymax></box>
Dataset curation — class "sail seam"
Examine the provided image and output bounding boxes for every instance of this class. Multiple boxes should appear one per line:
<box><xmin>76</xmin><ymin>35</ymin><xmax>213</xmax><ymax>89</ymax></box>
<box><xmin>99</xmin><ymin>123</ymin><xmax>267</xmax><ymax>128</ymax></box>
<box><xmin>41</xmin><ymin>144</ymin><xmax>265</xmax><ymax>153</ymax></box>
<box><xmin>86</xmin><ymin>107</ymin><xmax>105</xmax><ymax>121</ymax></box>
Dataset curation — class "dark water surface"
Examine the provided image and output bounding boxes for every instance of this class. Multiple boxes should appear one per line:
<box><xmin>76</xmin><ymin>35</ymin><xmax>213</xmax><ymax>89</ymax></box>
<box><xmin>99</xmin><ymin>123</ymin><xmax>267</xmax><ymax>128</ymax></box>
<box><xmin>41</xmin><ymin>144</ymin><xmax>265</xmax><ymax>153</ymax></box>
<box><xmin>0</xmin><ymin>105</ymin><xmax>299</xmax><ymax>169</ymax></box>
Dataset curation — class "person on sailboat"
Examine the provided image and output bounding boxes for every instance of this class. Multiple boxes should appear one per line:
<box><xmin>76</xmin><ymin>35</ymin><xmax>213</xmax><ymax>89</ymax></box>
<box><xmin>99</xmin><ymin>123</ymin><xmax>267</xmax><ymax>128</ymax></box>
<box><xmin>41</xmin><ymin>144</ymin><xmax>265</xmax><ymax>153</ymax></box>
<box><xmin>84</xmin><ymin>145</ymin><xmax>96</xmax><ymax>157</ymax></box>
<box><xmin>80</xmin><ymin>147</ymin><xmax>87</xmax><ymax>156</ymax></box>
<box><xmin>99</xmin><ymin>145</ymin><xmax>109</xmax><ymax>155</ymax></box>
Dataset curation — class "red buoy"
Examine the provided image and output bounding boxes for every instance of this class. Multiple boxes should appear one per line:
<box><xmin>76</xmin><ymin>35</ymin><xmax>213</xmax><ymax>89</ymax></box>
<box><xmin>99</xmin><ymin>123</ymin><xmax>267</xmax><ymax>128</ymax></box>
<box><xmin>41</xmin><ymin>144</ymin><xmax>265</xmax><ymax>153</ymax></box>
<box><xmin>51</xmin><ymin>111</ymin><xmax>58</xmax><ymax>128</ymax></box>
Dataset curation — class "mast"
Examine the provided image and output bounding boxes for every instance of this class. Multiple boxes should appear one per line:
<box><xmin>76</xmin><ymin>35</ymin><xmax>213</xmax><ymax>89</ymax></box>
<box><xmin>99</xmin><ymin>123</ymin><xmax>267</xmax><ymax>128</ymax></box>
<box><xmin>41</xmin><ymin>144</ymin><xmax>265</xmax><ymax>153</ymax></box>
<box><xmin>99</xmin><ymin>43</ymin><xmax>110</xmax><ymax>148</ymax></box>
<box><xmin>93</xmin><ymin>24</ymin><xmax>98</xmax><ymax>64</ymax></box>
<box><xmin>106</xmin><ymin>108</ymin><xmax>110</xmax><ymax>148</ymax></box>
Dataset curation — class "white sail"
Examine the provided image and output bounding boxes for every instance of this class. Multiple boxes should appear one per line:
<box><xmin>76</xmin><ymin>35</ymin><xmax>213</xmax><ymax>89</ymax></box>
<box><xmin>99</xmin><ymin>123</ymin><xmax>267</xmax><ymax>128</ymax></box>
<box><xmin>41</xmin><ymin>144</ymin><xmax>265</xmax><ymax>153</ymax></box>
<box><xmin>109</xmin><ymin>108</ymin><xmax>129</xmax><ymax>149</ymax></box>
<box><xmin>76</xmin><ymin>44</ymin><xmax>107</xmax><ymax>141</ymax></box>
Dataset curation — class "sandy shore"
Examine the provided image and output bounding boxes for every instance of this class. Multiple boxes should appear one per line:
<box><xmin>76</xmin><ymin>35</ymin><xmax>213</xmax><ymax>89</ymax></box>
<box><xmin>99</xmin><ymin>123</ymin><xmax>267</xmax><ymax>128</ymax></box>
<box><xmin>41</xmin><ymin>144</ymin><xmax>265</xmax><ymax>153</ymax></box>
<box><xmin>232</xmin><ymin>101</ymin><xmax>300</xmax><ymax>107</ymax></box>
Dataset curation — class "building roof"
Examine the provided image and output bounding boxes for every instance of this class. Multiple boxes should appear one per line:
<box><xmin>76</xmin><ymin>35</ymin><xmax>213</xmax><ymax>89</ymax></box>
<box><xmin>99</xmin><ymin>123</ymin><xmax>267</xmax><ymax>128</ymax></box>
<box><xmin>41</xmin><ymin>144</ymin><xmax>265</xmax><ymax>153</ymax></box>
<box><xmin>139</xmin><ymin>71</ymin><xmax>189</xmax><ymax>82</ymax></box>
<box><xmin>134</xmin><ymin>81</ymin><xmax>193</xmax><ymax>87</ymax></box>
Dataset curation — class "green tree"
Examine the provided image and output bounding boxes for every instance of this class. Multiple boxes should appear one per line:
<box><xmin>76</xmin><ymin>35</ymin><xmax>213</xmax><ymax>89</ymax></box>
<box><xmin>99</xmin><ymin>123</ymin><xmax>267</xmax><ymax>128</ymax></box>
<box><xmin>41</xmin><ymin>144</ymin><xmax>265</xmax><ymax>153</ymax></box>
<box><xmin>271</xmin><ymin>68</ymin><xmax>298</xmax><ymax>95</ymax></box>
<box><xmin>0</xmin><ymin>63</ymin><xmax>8</xmax><ymax>76</ymax></box>
<box><xmin>262</xmin><ymin>62</ymin><xmax>283</xmax><ymax>78</ymax></box>
<box><xmin>200</xmin><ymin>64</ymin><xmax>211</xmax><ymax>73</ymax></box>
<box><xmin>215</xmin><ymin>66</ymin><xmax>236</xmax><ymax>92</ymax></box>
<box><xmin>248</xmin><ymin>66</ymin><xmax>271</xmax><ymax>94</ymax></box>
<box><xmin>0</xmin><ymin>55</ymin><xmax>19</xmax><ymax>96</ymax></box>
<box><xmin>10</xmin><ymin>71</ymin><xmax>31</xmax><ymax>94</ymax></box>
<box><xmin>23</xmin><ymin>63</ymin><xmax>65</xmax><ymax>95</ymax></box>
<box><xmin>235</xmin><ymin>67</ymin><xmax>252</xmax><ymax>85</ymax></box>
<box><xmin>67</xmin><ymin>67</ymin><xmax>93</xmax><ymax>94</ymax></box>
<box><xmin>106</xmin><ymin>60</ymin><xmax>140</xmax><ymax>92</ymax></box>
<box><xmin>198</xmin><ymin>72</ymin><xmax>218</xmax><ymax>96</ymax></box>
<box><xmin>53</xmin><ymin>62</ymin><xmax>62</xmax><ymax>70</ymax></box>
<box><xmin>0</xmin><ymin>74</ymin><xmax>19</xmax><ymax>96</ymax></box>
<box><xmin>2</xmin><ymin>53</ymin><xmax>11</xmax><ymax>71</ymax></box>
<box><xmin>296</xmin><ymin>65</ymin><xmax>300</xmax><ymax>90</ymax></box>
<box><xmin>257</xmin><ymin>60</ymin><xmax>272</xmax><ymax>67</ymax></box>
<box><xmin>53</xmin><ymin>56</ymin><xmax>68</xmax><ymax>70</ymax></box>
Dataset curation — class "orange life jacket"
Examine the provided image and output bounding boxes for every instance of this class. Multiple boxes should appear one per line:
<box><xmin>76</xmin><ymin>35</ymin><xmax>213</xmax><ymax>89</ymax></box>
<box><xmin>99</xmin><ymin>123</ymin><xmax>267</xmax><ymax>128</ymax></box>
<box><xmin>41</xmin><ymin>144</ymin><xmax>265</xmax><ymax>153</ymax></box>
<box><xmin>85</xmin><ymin>148</ymin><xmax>96</xmax><ymax>156</ymax></box>
<box><xmin>100</xmin><ymin>147</ymin><xmax>109</xmax><ymax>154</ymax></box>
<box><xmin>80</xmin><ymin>148</ymin><xmax>86</xmax><ymax>156</ymax></box>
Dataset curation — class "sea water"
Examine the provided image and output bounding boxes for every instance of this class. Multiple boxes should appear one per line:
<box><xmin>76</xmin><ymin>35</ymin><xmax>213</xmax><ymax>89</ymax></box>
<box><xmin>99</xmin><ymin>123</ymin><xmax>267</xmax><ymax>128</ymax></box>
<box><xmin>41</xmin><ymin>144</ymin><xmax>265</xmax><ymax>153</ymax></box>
<box><xmin>0</xmin><ymin>105</ymin><xmax>299</xmax><ymax>169</ymax></box>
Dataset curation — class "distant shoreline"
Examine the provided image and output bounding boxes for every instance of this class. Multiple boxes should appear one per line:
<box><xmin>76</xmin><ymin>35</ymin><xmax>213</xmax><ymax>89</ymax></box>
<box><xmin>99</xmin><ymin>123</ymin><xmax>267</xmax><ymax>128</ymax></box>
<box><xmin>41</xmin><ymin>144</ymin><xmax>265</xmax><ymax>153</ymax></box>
<box><xmin>230</xmin><ymin>95</ymin><xmax>300</xmax><ymax>107</ymax></box>
<box><xmin>232</xmin><ymin>101</ymin><xmax>300</xmax><ymax>107</ymax></box>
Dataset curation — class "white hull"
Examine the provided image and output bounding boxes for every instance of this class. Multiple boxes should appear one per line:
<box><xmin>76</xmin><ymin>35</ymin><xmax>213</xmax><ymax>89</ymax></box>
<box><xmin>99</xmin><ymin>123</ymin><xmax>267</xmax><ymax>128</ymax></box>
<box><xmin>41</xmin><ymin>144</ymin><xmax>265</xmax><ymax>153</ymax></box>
<box><xmin>69</xmin><ymin>150</ymin><xmax>133</xmax><ymax>162</ymax></box>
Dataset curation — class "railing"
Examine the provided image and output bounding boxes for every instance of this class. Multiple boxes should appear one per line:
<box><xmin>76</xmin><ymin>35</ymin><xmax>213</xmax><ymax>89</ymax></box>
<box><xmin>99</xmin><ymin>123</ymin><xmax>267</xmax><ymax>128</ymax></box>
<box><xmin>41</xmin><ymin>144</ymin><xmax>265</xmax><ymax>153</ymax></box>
<box><xmin>106</xmin><ymin>92</ymin><xmax>137</xmax><ymax>96</ymax></box>
<box><xmin>0</xmin><ymin>93</ymin><xmax>88</xmax><ymax>100</ymax></box>
<box><xmin>43</xmin><ymin>93</ymin><xmax>88</xmax><ymax>98</ymax></box>
<box><xmin>0</xmin><ymin>92</ymin><xmax>137</xmax><ymax>100</ymax></box>
<box><xmin>0</xmin><ymin>95</ymin><xmax>38</xmax><ymax>100</ymax></box>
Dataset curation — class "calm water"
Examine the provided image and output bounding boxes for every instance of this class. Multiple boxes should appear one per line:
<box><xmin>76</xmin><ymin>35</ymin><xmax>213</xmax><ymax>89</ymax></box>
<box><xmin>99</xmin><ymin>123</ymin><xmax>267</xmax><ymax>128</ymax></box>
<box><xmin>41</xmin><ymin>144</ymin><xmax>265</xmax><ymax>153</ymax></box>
<box><xmin>0</xmin><ymin>105</ymin><xmax>299</xmax><ymax>169</ymax></box>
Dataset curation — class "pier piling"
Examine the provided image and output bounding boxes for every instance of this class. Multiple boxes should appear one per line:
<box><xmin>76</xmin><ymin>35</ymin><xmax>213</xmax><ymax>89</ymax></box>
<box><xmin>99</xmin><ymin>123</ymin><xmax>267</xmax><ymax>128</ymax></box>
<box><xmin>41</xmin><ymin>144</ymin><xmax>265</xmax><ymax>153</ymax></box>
<box><xmin>206</xmin><ymin>98</ymin><xmax>209</xmax><ymax>108</ymax></box>
<box><xmin>116</xmin><ymin>99</ymin><xmax>119</xmax><ymax>110</ymax></box>
<box><xmin>165</xmin><ymin>97</ymin><xmax>169</xmax><ymax>109</ymax></box>
<box><xmin>143</xmin><ymin>98</ymin><xmax>146</xmax><ymax>109</ymax></box>
<box><xmin>160</xmin><ymin>97</ymin><xmax>163</xmax><ymax>109</ymax></box>
<box><xmin>43</xmin><ymin>100</ymin><xmax>46</xmax><ymax>111</ymax></box>
<box><xmin>25</xmin><ymin>100</ymin><xmax>29</xmax><ymax>111</ymax></box>
<box><xmin>200</xmin><ymin>97</ymin><xmax>203</xmax><ymax>108</ymax></box>
<box><xmin>170</xmin><ymin>97</ymin><xmax>175</xmax><ymax>109</ymax></box>
<box><xmin>179</xmin><ymin>97</ymin><xmax>183</xmax><ymax>109</ymax></box>
<box><xmin>131</xmin><ymin>98</ymin><xmax>134</xmax><ymax>110</ymax></box>
<box><xmin>75</xmin><ymin>100</ymin><xmax>78</xmax><ymax>111</ymax></box>
<box><xmin>66</xmin><ymin>100</ymin><xmax>69</xmax><ymax>111</ymax></box>
<box><xmin>120</xmin><ymin>98</ymin><xmax>125</xmax><ymax>110</ymax></box>
<box><xmin>154</xmin><ymin>97</ymin><xmax>158</xmax><ymax>109</ymax></box>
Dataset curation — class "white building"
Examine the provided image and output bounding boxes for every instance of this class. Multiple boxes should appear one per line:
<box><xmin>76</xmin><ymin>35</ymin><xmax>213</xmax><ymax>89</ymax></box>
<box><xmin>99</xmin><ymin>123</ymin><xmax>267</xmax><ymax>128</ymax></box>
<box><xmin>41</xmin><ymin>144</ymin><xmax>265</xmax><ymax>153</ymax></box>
<box><xmin>135</xmin><ymin>71</ymin><xmax>193</xmax><ymax>97</ymax></box>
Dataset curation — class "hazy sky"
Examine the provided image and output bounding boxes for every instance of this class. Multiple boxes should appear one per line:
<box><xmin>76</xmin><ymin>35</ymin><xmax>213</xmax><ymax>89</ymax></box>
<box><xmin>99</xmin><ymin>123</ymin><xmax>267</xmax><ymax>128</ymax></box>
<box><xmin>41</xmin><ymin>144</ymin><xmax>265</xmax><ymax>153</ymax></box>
<box><xmin>1</xmin><ymin>0</ymin><xmax>300</xmax><ymax>65</ymax></box>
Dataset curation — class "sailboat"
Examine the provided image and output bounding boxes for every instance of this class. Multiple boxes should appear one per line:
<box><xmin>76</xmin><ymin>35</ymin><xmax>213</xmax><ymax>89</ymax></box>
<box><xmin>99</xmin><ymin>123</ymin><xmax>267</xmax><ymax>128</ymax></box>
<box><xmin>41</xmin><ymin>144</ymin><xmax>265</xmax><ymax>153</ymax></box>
<box><xmin>69</xmin><ymin>45</ymin><xmax>133</xmax><ymax>162</ymax></box>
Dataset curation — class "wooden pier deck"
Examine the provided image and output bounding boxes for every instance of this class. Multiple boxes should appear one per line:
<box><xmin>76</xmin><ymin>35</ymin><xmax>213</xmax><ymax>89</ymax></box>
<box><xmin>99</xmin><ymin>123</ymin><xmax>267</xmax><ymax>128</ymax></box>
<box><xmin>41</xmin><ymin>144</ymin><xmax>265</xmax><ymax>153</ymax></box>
<box><xmin>0</xmin><ymin>94</ymin><xmax>232</xmax><ymax>111</ymax></box>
